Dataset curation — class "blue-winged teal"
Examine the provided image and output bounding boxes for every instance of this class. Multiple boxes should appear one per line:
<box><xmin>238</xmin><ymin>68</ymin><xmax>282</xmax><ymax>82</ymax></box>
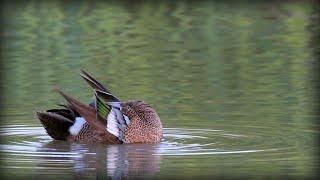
<box><xmin>36</xmin><ymin>70</ymin><xmax>163</xmax><ymax>144</ymax></box>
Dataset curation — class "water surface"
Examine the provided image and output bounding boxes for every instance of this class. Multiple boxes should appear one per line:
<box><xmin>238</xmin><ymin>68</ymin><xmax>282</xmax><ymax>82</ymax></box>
<box><xmin>1</xmin><ymin>1</ymin><xmax>319</xmax><ymax>179</ymax></box>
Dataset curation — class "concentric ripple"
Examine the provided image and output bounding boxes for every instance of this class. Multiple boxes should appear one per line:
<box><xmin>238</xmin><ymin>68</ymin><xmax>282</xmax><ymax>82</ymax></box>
<box><xmin>0</xmin><ymin>124</ymin><xmax>314</xmax><ymax>178</ymax></box>
<box><xmin>0</xmin><ymin>125</ymin><xmax>275</xmax><ymax>157</ymax></box>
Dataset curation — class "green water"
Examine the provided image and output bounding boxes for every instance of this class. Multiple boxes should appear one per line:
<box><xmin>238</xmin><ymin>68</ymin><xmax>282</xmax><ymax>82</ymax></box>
<box><xmin>1</xmin><ymin>1</ymin><xmax>319</xmax><ymax>179</ymax></box>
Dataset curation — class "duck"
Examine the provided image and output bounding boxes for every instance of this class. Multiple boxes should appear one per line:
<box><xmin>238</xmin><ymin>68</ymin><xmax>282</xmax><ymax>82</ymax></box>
<box><xmin>36</xmin><ymin>70</ymin><xmax>163</xmax><ymax>144</ymax></box>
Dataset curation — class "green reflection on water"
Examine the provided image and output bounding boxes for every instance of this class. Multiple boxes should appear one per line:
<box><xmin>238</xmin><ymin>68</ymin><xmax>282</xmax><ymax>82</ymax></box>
<box><xmin>1</xmin><ymin>1</ymin><xmax>318</xmax><ymax>178</ymax></box>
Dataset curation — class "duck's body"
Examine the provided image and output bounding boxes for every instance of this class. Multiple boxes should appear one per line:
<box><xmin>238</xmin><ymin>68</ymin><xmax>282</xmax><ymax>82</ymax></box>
<box><xmin>36</xmin><ymin>70</ymin><xmax>162</xmax><ymax>144</ymax></box>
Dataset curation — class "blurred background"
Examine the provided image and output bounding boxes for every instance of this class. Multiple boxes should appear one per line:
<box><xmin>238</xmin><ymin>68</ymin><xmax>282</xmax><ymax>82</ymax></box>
<box><xmin>1</xmin><ymin>0</ymin><xmax>319</xmax><ymax>179</ymax></box>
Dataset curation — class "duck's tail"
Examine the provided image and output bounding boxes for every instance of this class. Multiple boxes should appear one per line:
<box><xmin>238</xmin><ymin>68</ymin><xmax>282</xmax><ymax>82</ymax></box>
<box><xmin>36</xmin><ymin>108</ymin><xmax>75</xmax><ymax>140</ymax></box>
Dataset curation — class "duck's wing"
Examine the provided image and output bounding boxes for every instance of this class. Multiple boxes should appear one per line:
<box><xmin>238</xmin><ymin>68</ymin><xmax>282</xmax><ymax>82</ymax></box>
<box><xmin>55</xmin><ymin>88</ymin><xmax>121</xmax><ymax>144</ymax></box>
<box><xmin>80</xmin><ymin>69</ymin><xmax>109</xmax><ymax>92</ymax></box>
<box><xmin>56</xmin><ymin>88</ymin><xmax>106</xmax><ymax>133</ymax></box>
<box><xmin>95</xmin><ymin>89</ymin><xmax>120</xmax><ymax>103</ymax></box>
<box><xmin>94</xmin><ymin>90</ymin><xmax>111</xmax><ymax>119</ymax></box>
<box><xmin>80</xmin><ymin>69</ymin><xmax>120</xmax><ymax>108</ymax></box>
<box><xmin>94</xmin><ymin>89</ymin><xmax>130</xmax><ymax>141</ymax></box>
<box><xmin>94</xmin><ymin>88</ymin><xmax>127</xmax><ymax>121</ymax></box>
<box><xmin>80</xmin><ymin>70</ymin><xmax>120</xmax><ymax>100</ymax></box>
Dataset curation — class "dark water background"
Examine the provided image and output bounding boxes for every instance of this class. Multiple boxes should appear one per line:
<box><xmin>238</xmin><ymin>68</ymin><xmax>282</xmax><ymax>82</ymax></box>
<box><xmin>1</xmin><ymin>1</ymin><xmax>319</xmax><ymax>179</ymax></box>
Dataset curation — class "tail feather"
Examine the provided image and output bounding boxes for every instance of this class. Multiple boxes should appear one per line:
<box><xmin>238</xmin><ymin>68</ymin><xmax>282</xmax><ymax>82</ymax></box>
<box><xmin>36</xmin><ymin>111</ymin><xmax>73</xmax><ymax>140</ymax></box>
<box><xmin>57</xmin><ymin>103</ymin><xmax>80</xmax><ymax>117</ymax></box>
<box><xmin>46</xmin><ymin>108</ymin><xmax>76</xmax><ymax>121</ymax></box>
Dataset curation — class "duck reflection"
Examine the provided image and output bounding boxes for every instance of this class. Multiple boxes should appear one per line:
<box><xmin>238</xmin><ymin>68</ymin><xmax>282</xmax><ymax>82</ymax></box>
<box><xmin>36</xmin><ymin>141</ymin><xmax>162</xmax><ymax>179</ymax></box>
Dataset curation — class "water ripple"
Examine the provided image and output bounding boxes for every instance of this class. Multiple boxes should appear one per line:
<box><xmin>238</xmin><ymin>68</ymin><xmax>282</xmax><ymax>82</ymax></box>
<box><xmin>0</xmin><ymin>125</ymin><xmax>313</xmax><ymax>178</ymax></box>
<box><xmin>0</xmin><ymin>125</ymin><xmax>275</xmax><ymax>157</ymax></box>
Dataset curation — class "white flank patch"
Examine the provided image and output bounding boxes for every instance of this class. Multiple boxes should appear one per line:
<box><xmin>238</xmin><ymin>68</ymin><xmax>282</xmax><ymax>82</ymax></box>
<box><xmin>69</xmin><ymin>117</ymin><xmax>86</xmax><ymax>135</ymax></box>
<box><xmin>107</xmin><ymin>108</ymin><xmax>120</xmax><ymax>137</ymax></box>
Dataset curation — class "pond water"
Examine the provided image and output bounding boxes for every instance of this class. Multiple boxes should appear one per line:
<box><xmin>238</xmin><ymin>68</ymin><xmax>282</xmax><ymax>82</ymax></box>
<box><xmin>1</xmin><ymin>1</ymin><xmax>319</xmax><ymax>179</ymax></box>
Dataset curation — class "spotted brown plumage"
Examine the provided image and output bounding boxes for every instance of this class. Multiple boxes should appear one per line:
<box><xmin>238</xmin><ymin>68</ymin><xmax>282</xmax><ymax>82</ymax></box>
<box><xmin>121</xmin><ymin>101</ymin><xmax>163</xmax><ymax>143</ymax></box>
<box><xmin>36</xmin><ymin>70</ymin><xmax>163</xmax><ymax>144</ymax></box>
